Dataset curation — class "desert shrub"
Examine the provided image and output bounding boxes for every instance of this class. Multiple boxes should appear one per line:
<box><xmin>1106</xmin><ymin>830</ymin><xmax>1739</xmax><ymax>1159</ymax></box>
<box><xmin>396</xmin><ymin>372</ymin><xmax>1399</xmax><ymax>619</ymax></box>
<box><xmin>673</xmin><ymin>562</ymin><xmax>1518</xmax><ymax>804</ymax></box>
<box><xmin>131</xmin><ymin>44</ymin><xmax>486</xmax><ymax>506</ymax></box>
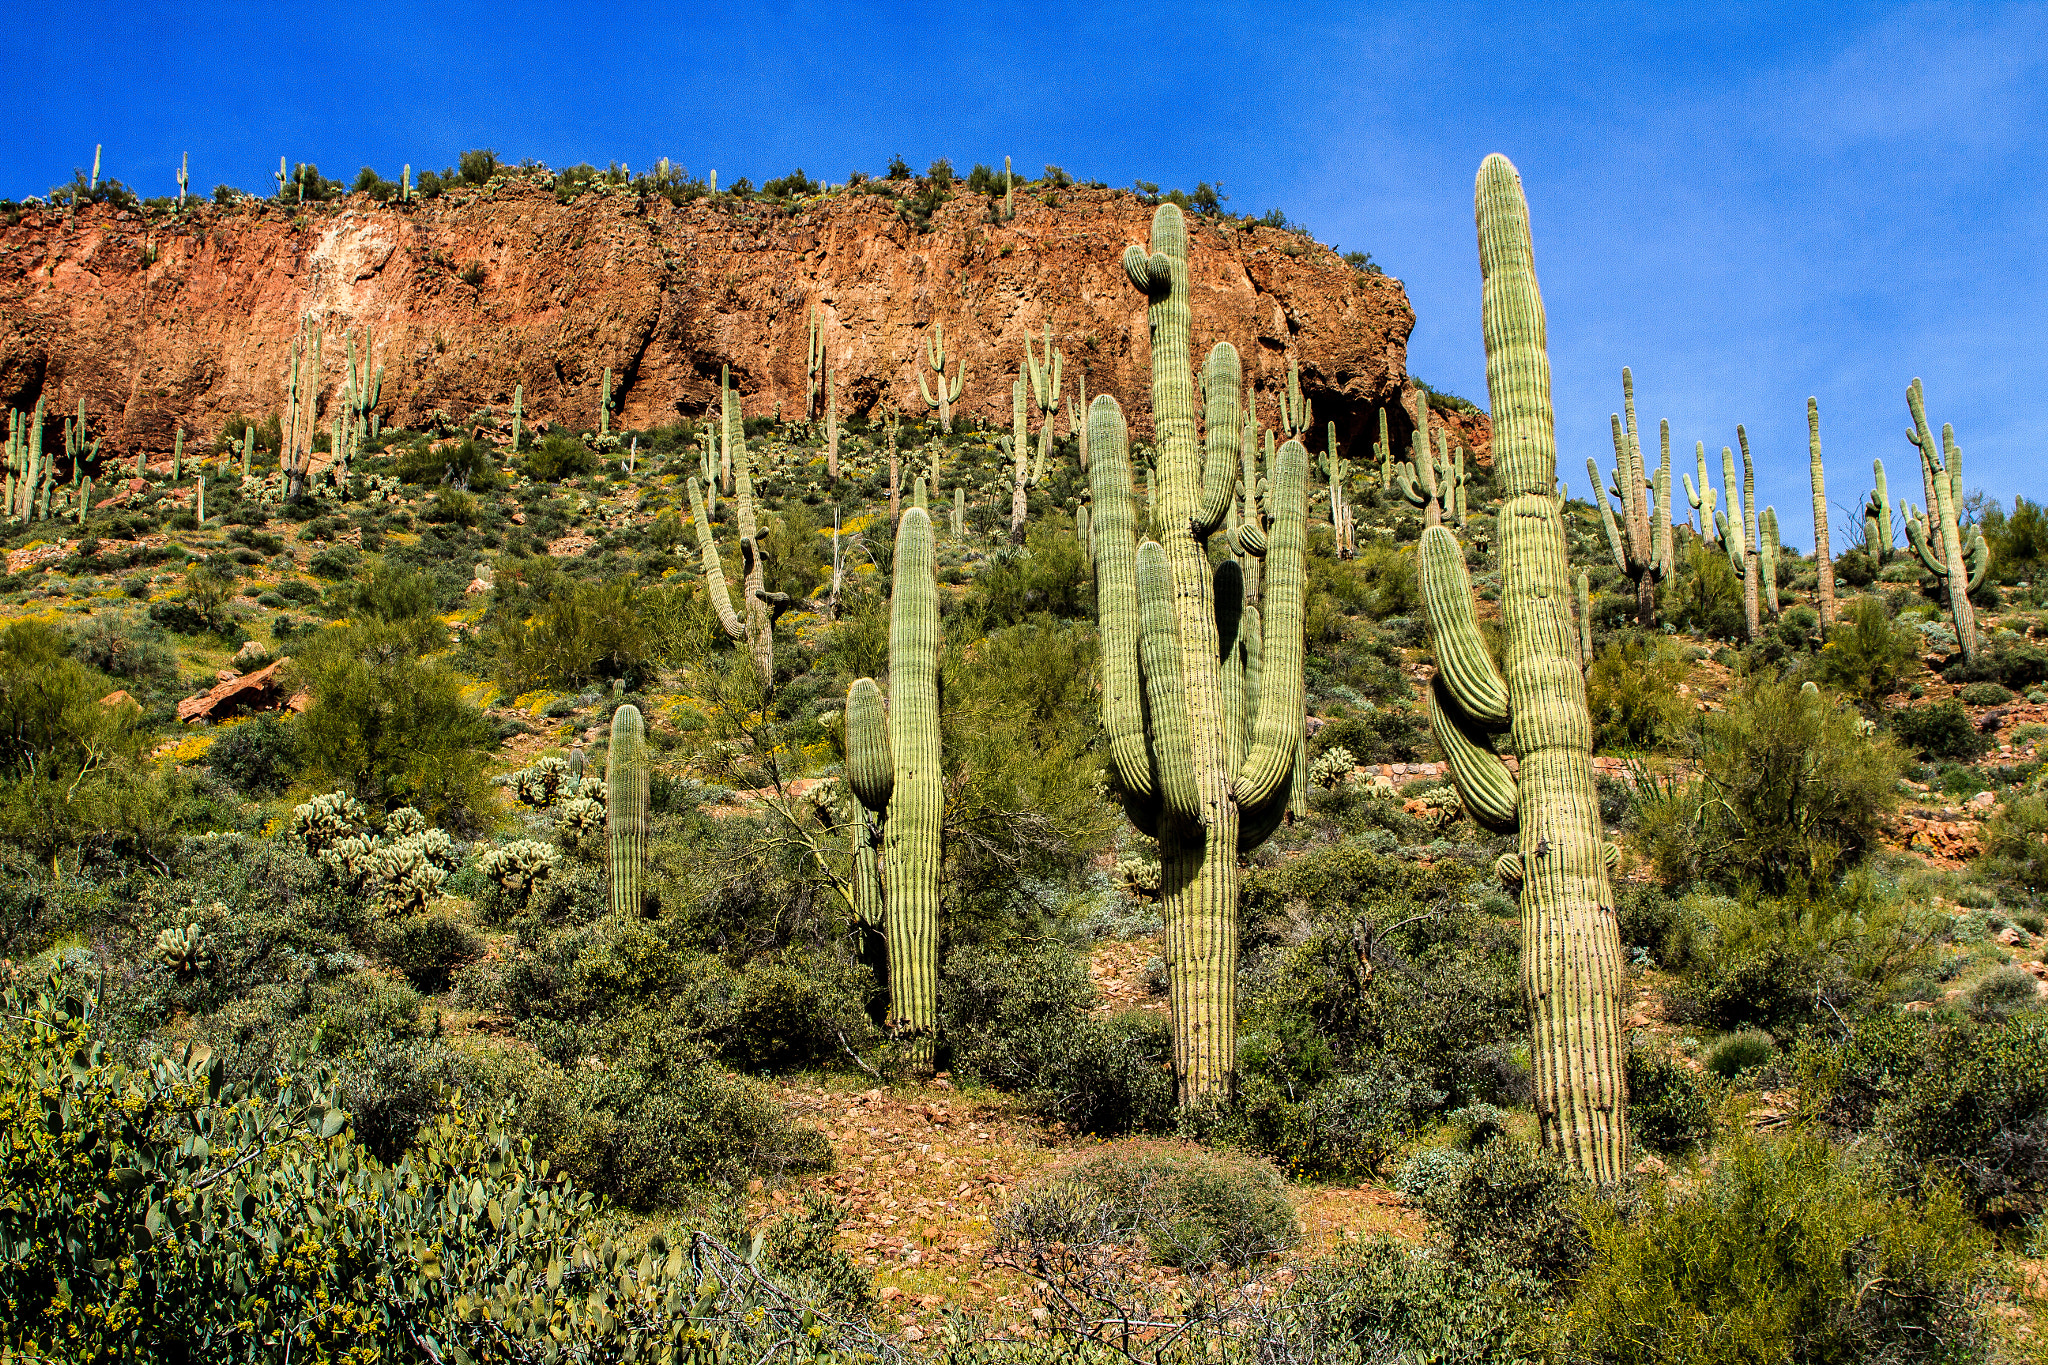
<box><xmin>291</xmin><ymin>621</ymin><xmax>496</xmax><ymax>829</ymax></box>
<box><xmin>1635</xmin><ymin>677</ymin><xmax>1899</xmax><ymax>893</ymax></box>
<box><xmin>724</xmin><ymin>955</ymin><xmax>872</xmax><ymax>1071</ymax></box>
<box><xmin>754</xmin><ymin>1193</ymin><xmax>874</xmax><ymax>1318</ymax></box>
<box><xmin>1627</xmin><ymin>1047</ymin><xmax>1715</xmax><ymax>1154</ymax></box>
<box><xmin>939</xmin><ymin>941</ymin><xmax>1092</xmax><ymax>1090</ymax></box>
<box><xmin>485</xmin><ymin>572</ymin><xmax>647</xmax><ymax>693</ymax></box>
<box><xmin>306</xmin><ymin>546</ymin><xmax>360</xmax><ymax>580</ymax></box>
<box><xmin>1942</xmin><ymin>643</ymin><xmax>2048</xmax><ymax>692</ymax></box>
<box><xmin>1957</xmin><ymin>681</ymin><xmax>2013</xmax><ymax>706</ymax></box>
<box><xmin>1978</xmin><ymin>794</ymin><xmax>2048</xmax><ymax>894</ymax></box>
<box><xmin>1891</xmin><ymin>699</ymin><xmax>1990</xmax><ymax>761</ymax></box>
<box><xmin>1227</xmin><ymin>1066</ymin><xmax>1438</xmax><ymax>1179</ymax></box>
<box><xmin>1030</xmin><ymin>1011</ymin><xmax>1177</xmax><ymax>1137</ymax></box>
<box><xmin>1616</xmin><ymin>883</ymin><xmax>1703</xmax><ymax>972</ymax></box>
<box><xmin>959</xmin><ymin>521</ymin><xmax>1092</xmax><ymax>626</ymax></box>
<box><xmin>1397</xmin><ymin>1136</ymin><xmax>1588</xmax><ymax>1284</ymax></box>
<box><xmin>1667</xmin><ymin>536</ymin><xmax>1744</xmax><ymax>639</ymax></box>
<box><xmin>147</xmin><ymin>567</ymin><xmax>241</xmax><ymax>637</ymax></box>
<box><xmin>396</xmin><ymin>437</ymin><xmax>497</xmax><ymax>488</ymax></box>
<box><xmin>1799</xmin><ymin>1009</ymin><xmax>2048</xmax><ymax>1225</ymax></box>
<box><xmin>378</xmin><ymin>911</ymin><xmax>484</xmax><ymax>993</ymax></box>
<box><xmin>1031</xmin><ymin>1148</ymin><xmax>1300</xmax><ymax>1269</ymax></box>
<box><xmin>1561</xmin><ymin>1132</ymin><xmax>1989</xmax><ymax>1365</ymax></box>
<box><xmin>1705</xmin><ymin>1029</ymin><xmax>1775</xmax><ymax>1079</ymax></box>
<box><xmin>205</xmin><ymin>713</ymin><xmax>302</xmax><ymax>795</ymax></box>
<box><xmin>1344</xmin><ymin>541</ymin><xmax>1421</xmax><ymax>621</ymax></box>
<box><xmin>1809</xmin><ymin>596</ymin><xmax>1918</xmax><ymax>709</ymax></box>
<box><xmin>1266</xmin><ymin>1235</ymin><xmax>1542</xmax><ymax>1364</ymax></box>
<box><xmin>551</xmin><ymin>1031</ymin><xmax>830</xmax><ymax>1210</ymax></box>
<box><xmin>68</xmin><ymin>617</ymin><xmax>177</xmax><ymax>694</ymax></box>
<box><xmin>1312</xmin><ymin>702</ymin><xmax>1433</xmax><ymax>764</ymax></box>
<box><xmin>1586</xmin><ymin>635</ymin><xmax>1690</xmax><ymax>750</ymax></box>
<box><xmin>1967</xmin><ymin>964</ymin><xmax>2042</xmax><ymax>1017</ymax></box>
<box><xmin>522</xmin><ymin>433</ymin><xmax>598</xmax><ymax>481</ymax></box>
<box><xmin>1679</xmin><ymin>885</ymin><xmax>1937</xmax><ymax>1034</ymax></box>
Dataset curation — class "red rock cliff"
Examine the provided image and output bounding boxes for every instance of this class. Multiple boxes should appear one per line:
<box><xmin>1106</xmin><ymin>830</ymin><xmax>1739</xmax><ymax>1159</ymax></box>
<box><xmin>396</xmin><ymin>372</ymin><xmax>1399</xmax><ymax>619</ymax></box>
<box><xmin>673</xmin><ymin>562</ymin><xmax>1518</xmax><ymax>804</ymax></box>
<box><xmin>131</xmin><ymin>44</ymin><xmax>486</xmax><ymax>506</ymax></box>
<box><xmin>0</xmin><ymin>179</ymin><xmax>1486</xmax><ymax>464</ymax></box>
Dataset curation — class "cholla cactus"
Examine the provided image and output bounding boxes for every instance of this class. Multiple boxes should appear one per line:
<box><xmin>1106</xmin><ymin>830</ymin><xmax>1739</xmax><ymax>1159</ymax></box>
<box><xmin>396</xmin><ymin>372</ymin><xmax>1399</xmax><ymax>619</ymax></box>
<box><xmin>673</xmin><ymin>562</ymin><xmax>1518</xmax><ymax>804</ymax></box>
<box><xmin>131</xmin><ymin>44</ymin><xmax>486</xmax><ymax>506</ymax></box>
<box><xmin>385</xmin><ymin>806</ymin><xmax>430</xmax><ymax>840</ymax></box>
<box><xmin>153</xmin><ymin>920</ymin><xmax>214</xmax><ymax>979</ymax></box>
<box><xmin>371</xmin><ymin>843</ymin><xmax>447</xmax><ymax>915</ymax></box>
<box><xmin>1309</xmin><ymin>745</ymin><xmax>1358</xmax><ymax>789</ymax></box>
<box><xmin>1407</xmin><ymin>785</ymin><xmax>1462</xmax><ymax>832</ymax></box>
<box><xmin>509</xmin><ymin>755</ymin><xmax>572</xmax><ymax>809</ymax></box>
<box><xmin>291</xmin><ymin>791</ymin><xmax>372</xmax><ymax>855</ymax></box>
<box><xmin>1114</xmin><ymin>855</ymin><xmax>1163</xmax><ymax>897</ymax></box>
<box><xmin>321</xmin><ymin>833</ymin><xmax>385</xmax><ymax>891</ymax></box>
<box><xmin>479</xmin><ymin>839</ymin><xmax>561</xmax><ymax>906</ymax></box>
<box><xmin>556</xmin><ymin>796</ymin><xmax>607</xmax><ymax>853</ymax></box>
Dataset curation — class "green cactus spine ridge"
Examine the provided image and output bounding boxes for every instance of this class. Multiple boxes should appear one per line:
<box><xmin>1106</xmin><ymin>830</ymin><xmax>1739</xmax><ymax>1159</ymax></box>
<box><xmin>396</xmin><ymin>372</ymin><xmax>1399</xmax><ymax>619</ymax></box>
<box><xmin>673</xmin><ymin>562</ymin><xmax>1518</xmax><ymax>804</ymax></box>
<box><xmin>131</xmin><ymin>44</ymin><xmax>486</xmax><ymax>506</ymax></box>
<box><xmin>1808</xmin><ymin>398</ymin><xmax>1836</xmax><ymax>626</ymax></box>
<box><xmin>1576</xmin><ymin>570</ymin><xmax>1594</xmax><ymax>668</ymax></box>
<box><xmin>606</xmin><ymin>705</ymin><xmax>649</xmax><ymax>918</ymax></box>
<box><xmin>1905</xmin><ymin>379</ymin><xmax>1982</xmax><ymax>658</ymax></box>
<box><xmin>1458</xmin><ymin>153</ymin><xmax>1628</xmax><ymax>1182</ymax></box>
<box><xmin>884</xmin><ymin>508</ymin><xmax>942</xmax><ymax>1069</ymax></box>
<box><xmin>1096</xmin><ymin>203</ymin><xmax>1309</xmax><ymax>1106</ymax></box>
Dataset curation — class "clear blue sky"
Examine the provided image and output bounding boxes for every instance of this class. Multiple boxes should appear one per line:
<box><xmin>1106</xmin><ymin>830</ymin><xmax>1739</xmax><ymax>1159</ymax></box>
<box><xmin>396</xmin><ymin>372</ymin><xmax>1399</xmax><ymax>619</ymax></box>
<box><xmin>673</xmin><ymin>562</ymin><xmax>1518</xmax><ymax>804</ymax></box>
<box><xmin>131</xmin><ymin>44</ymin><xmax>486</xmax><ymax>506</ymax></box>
<box><xmin>14</xmin><ymin>1</ymin><xmax>2044</xmax><ymax>550</ymax></box>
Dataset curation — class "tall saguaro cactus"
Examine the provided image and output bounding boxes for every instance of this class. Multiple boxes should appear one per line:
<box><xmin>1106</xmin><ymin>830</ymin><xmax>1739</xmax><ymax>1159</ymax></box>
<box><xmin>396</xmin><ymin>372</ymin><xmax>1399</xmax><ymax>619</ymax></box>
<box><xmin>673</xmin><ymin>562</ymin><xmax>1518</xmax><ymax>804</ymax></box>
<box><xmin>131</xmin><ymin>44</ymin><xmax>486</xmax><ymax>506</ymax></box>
<box><xmin>1007</xmin><ymin>376</ymin><xmax>1030</xmax><ymax>544</ymax></box>
<box><xmin>845</xmin><ymin>509</ymin><xmax>943</xmax><ymax>1069</ymax></box>
<box><xmin>916</xmin><ymin>321</ymin><xmax>967</xmax><ymax>434</ymax></box>
<box><xmin>687</xmin><ymin>378</ymin><xmax>783</xmax><ymax>688</ymax></box>
<box><xmin>1421</xmin><ymin>154</ymin><xmax>1627</xmax><ymax>1182</ymax></box>
<box><xmin>1025</xmin><ymin>322</ymin><xmax>1063</xmax><ymax>485</ymax></box>
<box><xmin>607</xmin><ymin>705</ymin><xmax>649</xmax><ymax>918</ymax></box>
<box><xmin>1588</xmin><ymin>367</ymin><xmax>1672</xmax><ymax>626</ymax></box>
<box><xmin>1807</xmin><ymin>398</ymin><xmax>1835</xmax><ymax>626</ymax></box>
<box><xmin>805</xmin><ymin>305</ymin><xmax>825</xmax><ymax>421</ymax></box>
<box><xmin>1864</xmin><ymin>460</ymin><xmax>1893</xmax><ymax>563</ymax></box>
<box><xmin>1096</xmin><ymin>203</ymin><xmax>1308</xmax><ymax>1105</ymax></box>
<box><xmin>1684</xmin><ymin>441</ymin><xmax>1719</xmax><ymax>544</ymax></box>
<box><xmin>1902</xmin><ymin>378</ymin><xmax>1985</xmax><ymax>659</ymax></box>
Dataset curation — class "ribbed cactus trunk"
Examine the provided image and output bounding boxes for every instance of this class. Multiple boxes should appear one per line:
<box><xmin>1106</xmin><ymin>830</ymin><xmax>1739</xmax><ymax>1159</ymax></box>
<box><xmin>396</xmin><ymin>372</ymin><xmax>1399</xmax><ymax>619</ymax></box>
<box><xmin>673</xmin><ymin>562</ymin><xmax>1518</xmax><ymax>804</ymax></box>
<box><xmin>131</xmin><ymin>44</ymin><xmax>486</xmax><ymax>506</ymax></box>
<box><xmin>1808</xmin><ymin>398</ymin><xmax>1836</xmax><ymax>627</ymax></box>
<box><xmin>1428</xmin><ymin>155</ymin><xmax>1627</xmax><ymax>1182</ymax></box>
<box><xmin>1098</xmin><ymin>204</ymin><xmax>1307</xmax><ymax>1107</ymax></box>
<box><xmin>1009</xmin><ymin>376</ymin><xmax>1030</xmax><ymax>544</ymax></box>
<box><xmin>1907</xmin><ymin>379</ymin><xmax>1980</xmax><ymax>659</ymax></box>
<box><xmin>845</xmin><ymin>675</ymin><xmax>890</xmax><ymax>954</ymax></box>
<box><xmin>883</xmin><ymin>509</ymin><xmax>941</xmax><ymax>1069</ymax></box>
<box><xmin>1738</xmin><ymin>428</ymin><xmax>1761</xmax><ymax>642</ymax></box>
<box><xmin>607</xmin><ymin>705</ymin><xmax>649</xmax><ymax>918</ymax></box>
<box><xmin>1760</xmin><ymin>507</ymin><xmax>1781</xmax><ymax>618</ymax></box>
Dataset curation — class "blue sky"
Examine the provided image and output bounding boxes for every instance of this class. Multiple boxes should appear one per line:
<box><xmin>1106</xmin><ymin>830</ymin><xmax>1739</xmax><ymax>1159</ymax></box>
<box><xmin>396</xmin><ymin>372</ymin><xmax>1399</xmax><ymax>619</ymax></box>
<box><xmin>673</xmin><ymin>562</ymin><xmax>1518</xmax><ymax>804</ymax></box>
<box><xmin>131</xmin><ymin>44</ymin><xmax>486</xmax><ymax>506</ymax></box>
<box><xmin>13</xmin><ymin>1</ymin><xmax>2045</xmax><ymax>550</ymax></box>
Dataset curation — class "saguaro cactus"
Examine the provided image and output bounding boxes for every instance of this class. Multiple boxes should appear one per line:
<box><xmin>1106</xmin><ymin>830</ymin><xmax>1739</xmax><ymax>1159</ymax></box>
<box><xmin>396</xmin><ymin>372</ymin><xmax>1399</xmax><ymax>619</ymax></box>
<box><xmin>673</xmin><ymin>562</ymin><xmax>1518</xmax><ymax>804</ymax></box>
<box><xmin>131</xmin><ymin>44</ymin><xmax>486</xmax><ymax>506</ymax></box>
<box><xmin>606</xmin><ymin>705</ymin><xmax>649</xmax><ymax>918</ymax></box>
<box><xmin>1279</xmin><ymin>358</ymin><xmax>1311</xmax><ymax>437</ymax></box>
<box><xmin>1588</xmin><ymin>368</ymin><xmax>1672</xmax><ymax>626</ymax></box>
<box><xmin>916</xmin><ymin>321</ymin><xmax>967</xmax><ymax>434</ymax></box>
<box><xmin>805</xmin><ymin>305</ymin><xmax>824</xmax><ymax>421</ymax></box>
<box><xmin>845</xmin><ymin>508</ymin><xmax>943</xmax><ymax>1069</ymax></box>
<box><xmin>1007</xmin><ymin>376</ymin><xmax>1030</xmax><ymax>544</ymax></box>
<box><xmin>1808</xmin><ymin>398</ymin><xmax>1835</xmax><ymax>626</ymax></box>
<box><xmin>1394</xmin><ymin>391</ymin><xmax>1442</xmax><ymax>526</ymax></box>
<box><xmin>1096</xmin><ymin>202</ymin><xmax>1308</xmax><ymax>1105</ymax></box>
<box><xmin>1684</xmin><ymin>440</ymin><xmax>1719</xmax><ymax>543</ymax></box>
<box><xmin>1864</xmin><ymin>460</ymin><xmax>1893</xmax><ymax>563</ymax></box>
<box><xmin>1025</xmin><ymin>321</ymin><xmax>1063</xmax><ymax>485</ymax></box>
<box><xmin>1421</xmin><ymin>154</ymin><xmax>1627</xmax><ymax>1182</ymax></box>
<box><xmin>1760</xmin><ymin>506</ymin><xmax>1781</xmax><ymax>618</ymax></box>
<box><xmin>687</xmin><ymin>379</ymin><xmax>783</xmax><ymax>688</ymax></box>
<box><xmin>1902</xmin><ymin>378</ymin><xmax>1985</xmax><ymax>659</ymax></box>
<box><xmin>600</xmin><ymin>367</ymin><xmax>613</xmax><ymax>437</ymax></box>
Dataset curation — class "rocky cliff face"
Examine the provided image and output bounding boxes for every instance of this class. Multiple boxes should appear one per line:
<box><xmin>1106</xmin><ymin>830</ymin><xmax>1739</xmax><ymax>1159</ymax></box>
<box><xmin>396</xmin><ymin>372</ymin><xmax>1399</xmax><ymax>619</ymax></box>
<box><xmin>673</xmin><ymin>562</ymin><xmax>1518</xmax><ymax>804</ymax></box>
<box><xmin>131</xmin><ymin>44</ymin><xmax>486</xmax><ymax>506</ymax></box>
<box><xmin>0</xmin><ymin>178</ymin><xmax>1486</xmax><ymax>465</ymax></box>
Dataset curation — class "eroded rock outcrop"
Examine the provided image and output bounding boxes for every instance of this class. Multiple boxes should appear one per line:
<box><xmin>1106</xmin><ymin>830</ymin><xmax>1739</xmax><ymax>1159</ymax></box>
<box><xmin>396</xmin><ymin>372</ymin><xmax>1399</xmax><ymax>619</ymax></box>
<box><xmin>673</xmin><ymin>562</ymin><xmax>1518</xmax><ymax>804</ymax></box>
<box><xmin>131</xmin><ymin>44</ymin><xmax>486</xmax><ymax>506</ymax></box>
<box><xmin>0</xmin><ymin>179</ymin><xmax>1488</xmax><ymax>465</ymax></box>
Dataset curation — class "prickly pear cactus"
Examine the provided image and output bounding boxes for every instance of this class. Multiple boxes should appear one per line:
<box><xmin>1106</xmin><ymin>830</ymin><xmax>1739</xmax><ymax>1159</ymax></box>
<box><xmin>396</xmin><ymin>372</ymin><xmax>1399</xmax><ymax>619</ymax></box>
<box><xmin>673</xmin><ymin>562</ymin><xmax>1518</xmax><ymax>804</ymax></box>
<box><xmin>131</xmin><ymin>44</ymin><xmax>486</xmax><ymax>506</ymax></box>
<box><xmin>1417</xmin><ymin>155</ymin><xmax>1628</xmax><ymax>1181</ymax></box>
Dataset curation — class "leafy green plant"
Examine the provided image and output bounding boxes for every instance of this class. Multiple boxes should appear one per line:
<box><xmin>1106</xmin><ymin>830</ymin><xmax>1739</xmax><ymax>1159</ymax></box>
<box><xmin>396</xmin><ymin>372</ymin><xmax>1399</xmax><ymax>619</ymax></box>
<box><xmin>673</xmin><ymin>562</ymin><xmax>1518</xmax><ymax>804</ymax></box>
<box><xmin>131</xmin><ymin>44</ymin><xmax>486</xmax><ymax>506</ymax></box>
<box><xmin>1627</xmin><ymin>1046</ymin><xmax>1715</xmax><ymax>1153</ymax></box>
<box><xmin>1560</xmin><ymin>1132</ymin><xmax>1990</xmax><ymax>1365</ymax></box>
<box><xmin>1705</xmin><ymin>1029</ymin><xmax>1775</xmax><ymax>1079</ymax></box>
<box><xmin>1892</xmin><ymin>699</ymin><xmax>1989</xmax><ymax>760</ymax></box>
<box><xmin>1809</xmin><ymin>596</ymin><xmax>1917</xmax><ymax>709</ymax></box>
<box><xmin>1585</xmin><ymin>635</ymin><xmax>1691</xmax><ymax>751</ymax></box>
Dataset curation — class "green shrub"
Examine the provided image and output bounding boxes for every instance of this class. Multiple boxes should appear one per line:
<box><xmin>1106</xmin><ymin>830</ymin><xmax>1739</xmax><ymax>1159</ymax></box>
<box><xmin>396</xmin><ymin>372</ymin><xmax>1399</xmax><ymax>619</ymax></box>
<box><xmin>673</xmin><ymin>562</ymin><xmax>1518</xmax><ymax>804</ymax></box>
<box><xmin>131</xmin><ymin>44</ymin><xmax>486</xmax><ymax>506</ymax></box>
<box><xmin>147</xmin><ymin>567</ymin><xmax>241</xmax><ymax>637</ymax></box>
<box><xmin>1030</xmin><ymin>1148</ymin><xmax>1300</xmax><ymax>1269</ymax></box>
<box><xmin>1798</xmin><ymin>1010</ymin><xmax>2048</xmax><ymax>1225</ymax></box>
<box><xmin>291</xmin><ymin>621</ymin><xmax>496</xmax><ymax>829</ymax></box>
<box><xmin>0</xmin><ymin>621</ymin><xmax>163</xmax><ymax>858</ymax></box>
<box><xmin>1560</xmin><ymin>1132</ymin><xmax>1990</xmax><ymax>1365</ymax></box>
<box><xmin>1679</xmin><ymin>885</ymin><xmax>1936</xmax><ymax>1034</ymax></box>
<box><xmin>1635</xmin><ymin>677</ymin><xmax>1900</xmax><ymax>893</ymax></box>
<box><xmin>378</xmin><ymin>911</ymin><xmax>484</xmax><ymax>993</ymax></box>
<box><xmin>205</xmin><ymin>713</ymin><xmax>302</xmax><ymax>795</ymax></box>
<box><xmin>1585</xmin><ymin>635</ymin><xmax>1690</xmax><ymax>751</ymax></box>
<box><xmin>1808</xmin><ymin>596</ymin><xmax>1918</xmax><ymax>709</ymax></box>
<box><xmin>1267</xmin><ymin>1236</ymin><xmax>1542</xmax><ymax>1364</ymax></box>
<box><xmin>396</xmin><ymin>437</ymin><xmax>497</xmax><ymax>488</ymax></box>
<box><xmin>960</xmin><ymin>522</ymin><xmax>1092</xmax><ymax>626</ymax></box>
<box><xmin>1029</xmin><ymin>1011</ymin><xmax>1177</xmax><ymax>1137</ymax></box>
<box><xmin>485</xmin><ymin>573</ymin><xmax>647</xmax><ymax>693</ymax></box>
<box><xmin>1705</xmin><ymin>1029</ymin><xmax>1775</xmax><ymax>1079</ymax></box>
<box><xmin>1957</xmin><ymin>681</ymin><xmax>2013</xmax><ymax>706</ymax></box>
<box><xmin>939</xmin><ymin>941</ymin><xmax>1092</xmax><ymax>1090</ymax></box>
<box><xmin>522</xmin><ymin>433</ymin><xmax>597</xmax><ymax>481</ymax></box>
<box><xmin>1396</xmin><ymin>1136</ymin><xmax>1588</xmax><ymax>1284</ymax></box>
<box><xmin>726</xmin><ymin>955</ymin><xmax>872</xmax><ymax>1071</ymax></box>
<box><xmin>1978</xmin><ymin>794</ymin><xmax>2048</xmax><ymax>893</ymax></box>
<box><xmin>1227</xmin><ymin>1066</ymin><xmax>1438</xmax><ymax>1179</ymax></box>
<box><xmin>1968</xmin><ymin>965</ymin><xmax>2043</xmax><ymax>1018</ymax></box>
<box><xmin>1892</xmin><ymin>699</ymin><xmax>1989</xmax><ymax>761</ymax></box>
<box><xmin>1627</xmin><ymin>1047</ymin><xmax>1715</xmax><ymax>1154</ymax></box>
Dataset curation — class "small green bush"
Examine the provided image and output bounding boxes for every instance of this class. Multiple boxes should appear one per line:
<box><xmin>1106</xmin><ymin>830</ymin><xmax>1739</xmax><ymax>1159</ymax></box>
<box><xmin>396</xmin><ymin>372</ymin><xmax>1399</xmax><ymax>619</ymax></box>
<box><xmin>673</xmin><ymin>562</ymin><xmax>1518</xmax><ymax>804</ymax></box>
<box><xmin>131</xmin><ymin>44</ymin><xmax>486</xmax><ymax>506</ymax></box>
<box><xmin>522</xmin><ymin>434</ymin><xmax>598</xmax><ymax>481</ymax></box>
<box><xmin>205</xmin><ymin>713</ymin><xmax>301</xmax><ymax>795</ymax></box>
<box><xmin>1586</xmin><ymin>635</ymin><xmax>1691</xmax><ymax>751</ymax></box>
<box><xmin>1029</xmin><ymin>1011</ymin><xmax>1177</xmax><ymax>1137</ymax></box>
<box><xmin>1705</xmin><ymin>1030</ymin><xmax>1775</xmax><ymax>1080</ymax></box>
<box><xmin>1040</xmin><ymin>1148</ymin><xmax>1300</xmax><ymax>1269</ymax></box>
<box><xmin>378</xmin><ymin>911</ymin><xmax>483</xmax><ymax>993</ymax></box>
<box><xmin>1396</xmin><ymin>1136</ymin><xmax>1588</xmax><ymax>1284</ymax></box>
<box><xmin>1560</xmin><ymin>1132</ymin><xmax>1990</xmax><ymax>1365</ymax></box>
<box><xmin>1978</xmin><ymin>794</ymin><xmax>2048</xmax><ymax>893</ymax></box>
<box><xmin>939</xmin><ymin>941</ymin><xmax>1091</xmax><ymax>1091</ymax></box>
<box><xmin>1957</xmin><ymin>681</ymin><xmax>2013</xmax><ymax>706</ymax></box>
<box><xmin>1967</xmin><ymin>965</ymin><xmax>2042</xmax><ymax>1018</ymax></box>
<box><xmin>1627</xmin><ymin>1047</ymin><xmax>1715</xmax><ymax>1154</ymax></box>
<box><xmin>1891</xmin><ymin>700</ymin><xmax>1989</xmax><ymax>761</ymax></box>
<box><xmin>1809</xmin><ymin>597</ymin><xmax>1917</xmax><ymax>709</ymax></box>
